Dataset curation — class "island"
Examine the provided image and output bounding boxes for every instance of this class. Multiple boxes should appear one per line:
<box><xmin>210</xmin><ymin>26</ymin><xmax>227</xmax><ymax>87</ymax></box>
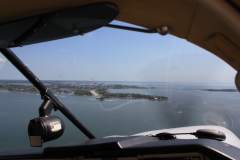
<box><xmin>201</xmin><ymin>89</ymin><xmax>237</xmax><ymax>92</ymax></box>
<box><xmin>0</xmin><ymin>81</ymin><xmax>168</xmax><ymax>101</ymax></box>
<box><xmin>87</xmin><ymin>89</ymin><xmax>167</xmax><ymax>101</ymax></box>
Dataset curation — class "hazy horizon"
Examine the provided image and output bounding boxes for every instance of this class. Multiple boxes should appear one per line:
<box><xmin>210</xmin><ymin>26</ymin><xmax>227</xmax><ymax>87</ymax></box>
<box><xmin>0</xmin><ymin>79</ymin><xmax>236</xmax><ymax>87</ymax></box>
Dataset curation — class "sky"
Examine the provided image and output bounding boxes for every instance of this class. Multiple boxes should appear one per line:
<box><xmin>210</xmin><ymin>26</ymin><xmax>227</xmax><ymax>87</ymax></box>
<box><xmin>0</xmin><ymin>22</ymin><xmax>236</xmax><ymax>84</ymax></box>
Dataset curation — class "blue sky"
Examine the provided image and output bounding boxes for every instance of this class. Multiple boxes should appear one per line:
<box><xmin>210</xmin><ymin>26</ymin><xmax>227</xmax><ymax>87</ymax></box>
<box><xmin>0</xmin><ymin>22</ymin><xmax>236</xmax><ymax>84</ymax></box>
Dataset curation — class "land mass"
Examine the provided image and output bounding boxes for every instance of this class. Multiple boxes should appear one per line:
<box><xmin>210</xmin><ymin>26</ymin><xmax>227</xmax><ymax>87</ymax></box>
<box><xmin>202</xmin><ymin>89</ymin><xmax>237</xmax><ymax>92</ymax></box>
<box><xmin>0</xmin><ymin>82</ymin><xmax>168</xmax><ymax>101</ymax></box>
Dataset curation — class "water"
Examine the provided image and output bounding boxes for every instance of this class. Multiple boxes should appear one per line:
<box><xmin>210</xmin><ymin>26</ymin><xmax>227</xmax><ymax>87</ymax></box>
<box><xmin>0</xmin><ymin>81</ymin><xmax>240</xmax><ymax>151</ymax></box>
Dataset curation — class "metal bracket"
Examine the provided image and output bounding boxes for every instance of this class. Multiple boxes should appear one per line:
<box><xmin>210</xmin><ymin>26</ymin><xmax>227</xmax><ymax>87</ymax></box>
<box><xmin>105</xmin><ymin>24</ymin><xmax>169</xmax><ymax>35</ymax></box>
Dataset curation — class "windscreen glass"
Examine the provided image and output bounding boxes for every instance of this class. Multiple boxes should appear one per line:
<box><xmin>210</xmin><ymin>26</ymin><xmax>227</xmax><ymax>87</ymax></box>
<box><xmin>0</xmin><ymin>22</ymin><xmax>238</xmax><ymax>150</ymax></box>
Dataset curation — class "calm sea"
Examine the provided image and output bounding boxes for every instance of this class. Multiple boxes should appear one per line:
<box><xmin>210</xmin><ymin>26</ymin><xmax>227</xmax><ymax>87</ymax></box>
<box><xmin>0</xmin><ymin>81</ymin><xmax>239</xmax><ymax>151</ymax></box>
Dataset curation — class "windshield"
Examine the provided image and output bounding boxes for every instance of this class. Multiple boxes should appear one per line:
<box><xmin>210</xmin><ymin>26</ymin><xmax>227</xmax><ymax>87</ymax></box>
<box><xmin>0</xmin><ymin>22</ymin><xmax>238</xmax><ymax>150</ymax></box>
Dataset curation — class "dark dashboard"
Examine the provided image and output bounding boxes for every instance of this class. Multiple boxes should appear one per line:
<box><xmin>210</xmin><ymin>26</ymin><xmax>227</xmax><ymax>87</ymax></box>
<box><xmin>1</xmin><ymin>136</ymin><xmax>240</xmax><ymax>160</ymax></box>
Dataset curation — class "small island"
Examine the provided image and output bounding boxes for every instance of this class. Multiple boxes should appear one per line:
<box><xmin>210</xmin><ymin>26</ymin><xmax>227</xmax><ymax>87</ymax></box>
<box><xmin>201</xmin><ymin>89</ymin><xmax>237</xmax><ymax>92</ymax></box>
<box><xmin>87</xmin><ymin>89</ymin><xmax>167</xmax><ymax>101</ymax></box>
<box><xmin>0</xmin><ymin>81</ymin><xmax>168</xmax><ymax>101</ymax></box>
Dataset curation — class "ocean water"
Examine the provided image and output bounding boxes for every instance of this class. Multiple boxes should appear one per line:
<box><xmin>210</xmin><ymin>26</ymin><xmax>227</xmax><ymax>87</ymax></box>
<box><xmin>0</xmin><ymin>81</ymin><xmax>240</xmax><ymax>151</ymax></box>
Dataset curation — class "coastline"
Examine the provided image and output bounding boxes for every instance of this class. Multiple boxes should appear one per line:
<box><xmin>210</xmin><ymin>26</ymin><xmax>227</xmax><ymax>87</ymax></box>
<box><xmin>0</xmin><ymin>83</ymin><xmax>168</xmax><ymax>101</ymax></box>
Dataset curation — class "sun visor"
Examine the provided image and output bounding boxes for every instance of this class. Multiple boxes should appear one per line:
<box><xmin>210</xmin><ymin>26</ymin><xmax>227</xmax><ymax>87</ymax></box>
<box><xmin>0</xmin><ymin>3</ymin><xmax>118</xmax><ymax>48</ymax></box>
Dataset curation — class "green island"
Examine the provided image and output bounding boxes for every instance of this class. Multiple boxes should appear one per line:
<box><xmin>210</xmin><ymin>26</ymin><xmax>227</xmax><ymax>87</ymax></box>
<box><xmin>0</xmin><ymin>82</ymin><xmax>168</xmax><ymax>101</ymax></box>
<box><xmin>201</xmin><ymin>89</ymin><xmax>237</xmax><ymax>92</ymax></box>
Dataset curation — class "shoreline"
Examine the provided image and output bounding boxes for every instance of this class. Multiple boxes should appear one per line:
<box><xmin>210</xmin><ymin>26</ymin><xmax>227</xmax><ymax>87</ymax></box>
<box><xmin>0</xmin><ymin>83</ymin><xmax>168</xmax><ymax>101</ymax></box>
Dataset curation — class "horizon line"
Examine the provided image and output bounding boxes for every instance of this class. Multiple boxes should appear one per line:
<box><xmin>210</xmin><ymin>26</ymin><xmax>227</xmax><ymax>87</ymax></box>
<box><xmin>0</xmin><ymin>79</ymin><xmax>235</xmax><ymax>85</ymax></box>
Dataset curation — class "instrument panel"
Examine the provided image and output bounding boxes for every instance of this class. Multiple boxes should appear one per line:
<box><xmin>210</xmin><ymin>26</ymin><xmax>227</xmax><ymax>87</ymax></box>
<box><xmin>137</xmin><ymin>153</ymin><xmax>206</xmax><ymax>160</ymax></box>
<box><xmin>84</xmin><ymin>153</ymin><xmax>207</xmax><ymax>160</ymax></box>
<box><xmin>0</xmin><ymin>137</ymin><xmax>239</xmax><ymax>160</ymax></box>
<box><xmin>113</xmin><ymin>153</ymin><xmax>207</xmax><ymax>160</ymax></box>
